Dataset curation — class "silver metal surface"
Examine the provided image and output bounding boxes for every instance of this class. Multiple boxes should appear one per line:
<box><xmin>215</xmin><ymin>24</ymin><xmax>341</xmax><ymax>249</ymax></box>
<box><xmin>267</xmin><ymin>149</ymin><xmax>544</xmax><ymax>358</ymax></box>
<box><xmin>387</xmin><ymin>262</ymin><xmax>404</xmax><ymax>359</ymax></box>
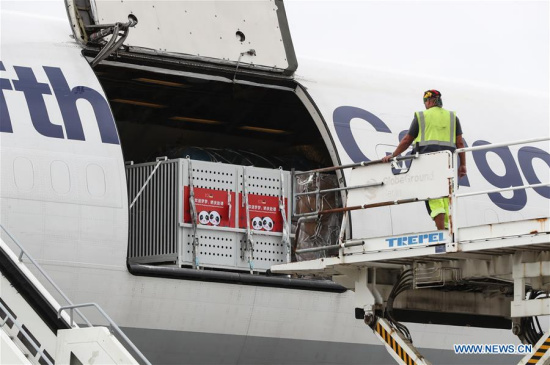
<box><xmin>126</xmin><ymin>159</ymin><xmax>292</xmax><ymax>272</ymax></box>
<box><xmin>129</xmin><ymin>156</ymin><xmax>167</xmax><ymax>209</ymax></box>
<box><xmin>126</xmin><ymin>160</ymin><xmax>179</xmax><ymax>263</ymax></box>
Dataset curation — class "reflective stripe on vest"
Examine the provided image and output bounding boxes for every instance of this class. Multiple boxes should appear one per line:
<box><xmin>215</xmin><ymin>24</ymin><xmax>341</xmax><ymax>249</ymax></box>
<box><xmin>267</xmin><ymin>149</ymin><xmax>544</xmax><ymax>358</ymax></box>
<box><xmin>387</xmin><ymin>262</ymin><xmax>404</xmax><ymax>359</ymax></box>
<box><xmin>415</xmin><ymin>108</ymin><xmax>456</xmax><ymax>148</ymax></box>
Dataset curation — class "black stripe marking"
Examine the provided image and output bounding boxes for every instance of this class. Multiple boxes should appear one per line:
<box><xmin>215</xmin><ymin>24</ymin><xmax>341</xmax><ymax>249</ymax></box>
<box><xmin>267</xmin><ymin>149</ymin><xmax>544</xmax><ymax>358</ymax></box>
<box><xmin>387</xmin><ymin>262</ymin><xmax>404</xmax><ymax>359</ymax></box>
<box><xmin>38</xmin><ymin>349</ymin><xmax>55</xmax><ymax>365</ymax></box>
<box><xmin>375</xmin><ymin>321</ymin><xmax>416</xmax><ymax>365</ymax></box>
<box><xmin>528</xmin><ymin>335</ymin><xmax>550</xmax><ymax>363</ymax></box>
<box><xmin>0</xmin><ymin>298</ymin><xmax>17</xmax><ymax>329</ymax></box>
<box><xmin>17</xmin><ymin>324</ymin><xmax>40</xmax><ymax>357</ymax></box>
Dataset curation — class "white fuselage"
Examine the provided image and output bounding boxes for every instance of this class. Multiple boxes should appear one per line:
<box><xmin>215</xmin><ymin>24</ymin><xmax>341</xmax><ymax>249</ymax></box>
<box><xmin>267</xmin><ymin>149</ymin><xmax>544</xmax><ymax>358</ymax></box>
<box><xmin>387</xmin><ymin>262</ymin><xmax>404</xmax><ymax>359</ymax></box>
<box><xmin>1</xmin><ymin>2</ymin><xmax>548</xmax><ymax>364</ymax></box>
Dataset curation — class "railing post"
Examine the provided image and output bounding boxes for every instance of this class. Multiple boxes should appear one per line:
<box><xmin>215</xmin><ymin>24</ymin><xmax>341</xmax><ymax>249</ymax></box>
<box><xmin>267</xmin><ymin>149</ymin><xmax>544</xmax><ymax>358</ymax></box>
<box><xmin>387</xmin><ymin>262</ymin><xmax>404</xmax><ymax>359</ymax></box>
<box><xmin>291</xmin><ymin>168</ymin><xmax>296</xmax><ymax>217</ymax></box>
<box><xmin>452</xmin><ymin>150</ymin><xmax>459</xmax><ymax>243</ymax></box>
<box><xmin>315</xmin><ymin>171</ymin><xmax>321</xmax><ymax>214</ymax></box>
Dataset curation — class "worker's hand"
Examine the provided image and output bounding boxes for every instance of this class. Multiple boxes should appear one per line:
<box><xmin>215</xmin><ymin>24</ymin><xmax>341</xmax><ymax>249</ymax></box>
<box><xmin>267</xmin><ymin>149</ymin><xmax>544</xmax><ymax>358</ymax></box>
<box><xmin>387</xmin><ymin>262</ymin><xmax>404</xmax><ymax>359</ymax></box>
<box><xmin>381</xmin><ymin>154</ymin><xmax>394</xmax><ymax>163</ymax></box>
<box><xmin>458</xmin><ymin>165</ymin><xmax>467</xmax><ymax>178</ymax></box>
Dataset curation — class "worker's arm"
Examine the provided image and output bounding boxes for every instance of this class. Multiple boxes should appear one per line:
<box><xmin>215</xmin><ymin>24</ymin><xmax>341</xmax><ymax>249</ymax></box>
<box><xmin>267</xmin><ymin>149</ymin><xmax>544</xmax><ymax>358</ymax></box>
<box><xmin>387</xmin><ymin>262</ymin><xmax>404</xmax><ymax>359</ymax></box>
<box><xmin>456</xmin><ymin>134</ymin><xmax>467</xmax><ymax>178</ymax></box>
<box><xmin>381</xmin><ymin>134</ymin><xmax>415</xmax><ymax>163</ymax></box>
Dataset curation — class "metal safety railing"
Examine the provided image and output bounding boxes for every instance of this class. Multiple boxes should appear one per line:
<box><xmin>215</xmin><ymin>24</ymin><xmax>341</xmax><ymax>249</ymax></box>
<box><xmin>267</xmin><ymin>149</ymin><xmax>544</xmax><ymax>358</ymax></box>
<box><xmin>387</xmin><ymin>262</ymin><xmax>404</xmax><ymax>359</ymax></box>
<box><xmin>0</xmin><ymin>225</ymin><xmax>151</xmax><ymax>365</ymax></box>
<box><xmin>451</xmin><ymin>137</ymin><xmax>550</xmax><ymax>242</ymax></box>
<box><xmin>292</xmin><ymin>154</ymin><xmax>419</xmax><ymax>255</ymax></box>
<box><xmin>0</xmin><ymin>224</ymin><xmax>91</xmax><ymax>328</ymax></box>
<box><xmin>292</xmin><ymin>154</ymin><xmax>418</xmax><ymax>218</ymax></box>
<box><xmin>58</xmin><ymin>303</ymin><xmax>151</xmax><ymax>365</ymax></box>
<box><xmin>0</xmin><ymin>301</ymin><xmax>53</xmax><ymax>365</ymax></box>
<box><xmin>292</xmin><ymin>136</ymin><xmax>550</xmax><ymax>256</ymax></box>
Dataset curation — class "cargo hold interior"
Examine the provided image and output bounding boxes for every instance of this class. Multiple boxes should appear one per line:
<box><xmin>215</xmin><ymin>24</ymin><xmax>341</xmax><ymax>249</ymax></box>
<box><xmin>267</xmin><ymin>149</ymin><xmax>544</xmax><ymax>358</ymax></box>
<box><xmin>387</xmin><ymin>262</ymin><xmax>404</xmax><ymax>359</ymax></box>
<box><xmin>93</xmin><ymin>63</ymin><xmax>332</xmax><ymax>171</ymax></box>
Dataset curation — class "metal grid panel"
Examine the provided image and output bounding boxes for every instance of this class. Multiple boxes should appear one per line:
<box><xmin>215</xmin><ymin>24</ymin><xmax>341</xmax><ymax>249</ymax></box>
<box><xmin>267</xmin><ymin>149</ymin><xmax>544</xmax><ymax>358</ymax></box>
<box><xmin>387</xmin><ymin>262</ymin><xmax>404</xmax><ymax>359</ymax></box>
<box><xmin>180</xmin><ymin>228</ymin><xmax>239</xmax><ymax>269</ymax></box>
<box><xmin>239</xmin><ymin>166</ymin><xmax>289</xmax><ymax>196</ymax></box>
<box><xmin>238</xmin><ymin>165</ymin><xmax>290</xmax><ymax>271</ymax></box>
<box><xmin>180</xmin><ymin>159</ymin><xmax>240</xmax><ymax>227</ymax></box>
<box><xmin>239</xmin><ymin>236</ymin><xmax>287</xmax><ymax>271</ymax></box>
<box><xmin>126</xmin><ymin>158</ymin><xmax>292</xmax><ymax>271</ymax></box>
<box><xmin>183</xmin><ymin>159</ymin><xmax>238</xmax><ymax>192</ymax></box>
<box><xmin>179</xmin><ymin>228</ymin><xmax>239</xmax><ymax>269</ymax></box>
<box><xmin>126</xmin><ymin>160</ymin><xmax>179</xmax><ymax>263</ymax></box>
<box><xmin>239</xmin><ymin>165</ymin><xmax>291</xmax><ymax>233</ymax></box>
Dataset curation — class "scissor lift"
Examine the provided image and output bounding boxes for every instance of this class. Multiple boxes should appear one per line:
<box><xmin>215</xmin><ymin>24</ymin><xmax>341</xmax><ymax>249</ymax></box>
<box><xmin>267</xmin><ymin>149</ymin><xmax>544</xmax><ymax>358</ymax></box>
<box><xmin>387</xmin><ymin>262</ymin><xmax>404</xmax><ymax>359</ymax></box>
<box><xmin>273</xmin><ymin>137</ymin><xmax>550</xmax><ymax>365</ymax></box>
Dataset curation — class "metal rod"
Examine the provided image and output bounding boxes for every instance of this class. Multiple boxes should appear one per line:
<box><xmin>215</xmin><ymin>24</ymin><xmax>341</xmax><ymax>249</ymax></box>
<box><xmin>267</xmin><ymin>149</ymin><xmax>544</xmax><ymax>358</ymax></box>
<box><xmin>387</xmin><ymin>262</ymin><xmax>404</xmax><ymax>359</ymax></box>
<box><xmin>291</xmin><ymin>168</ymin><xmax>297</xmax><ymax>216</ymax></box>
<box><xmin>0</xmin><ymin>302</ymin><xmax>53</xmax><ymax>365</ymax></box>
<box><xmin>455</xmin><ymin>183</ymin><xmax>550</xmax><ymax>198</ymax></box>
<box><xmin>295</xmin><ymin>240</ymin><xmax>365</xmax><ymax>254</ymax></box>
<box><xmin>337</xmin><ymin>202</ymin><xmax>349</xmax><ymax>245</ymax></box>
<box><xmin>85</xmin><ymin>23</ymin><xmax>120</xmax><ymax>29</ymax></box>
<box><xmin>315</xmin><ymin>171</ymin><xmax>321</xmax><ymax>214</ymax></box>
<box><xmin>0</xmin><ymin>225</ymin><xmax>92</xmax><ymax>327</ymax></box>
<box><xmin>59</xmin><ymin>303</ymin><xmax>152</xmax><ymax>365</ymax></box>
<box><xmin>344</xmin><ymin>239</ymin><xmax>367</xmax><ymax>245</ymax></box>
<box><xmin>293</xmin><ymin>211</ymin><xmax>320</xmax><ymax>218</ymax></box>
<box><xmin>316</xmin><ymin>198</ymin><xmax>421</xmax><ymax>216</ymax></box>
<box><xmin>294</xmin><ymin>154</ymin><xmax>418</xmax><ymax>176</ymax></box>
<box><xmin>452</xmin><ymin>151</ymin><xmax>459</xmax><ymax>241</ymax></box>
<box><xmin>293</xmin><ymin>196</ymin><xmax>422</xmax><ymax>218</ymax></box>
<box><xmin>455</xmin><ymin>137</ymin><xmax>549</xmax><ymax>154</ymax></box>
<box><xmin>294</xmin><ymin>181</ymin><xmax>383</xmax><ymax>197</ymax></box>
<box><xmin>130</xmin><ymin>157</ymin><xmax>167</xmax><ymax>210</ymax></box>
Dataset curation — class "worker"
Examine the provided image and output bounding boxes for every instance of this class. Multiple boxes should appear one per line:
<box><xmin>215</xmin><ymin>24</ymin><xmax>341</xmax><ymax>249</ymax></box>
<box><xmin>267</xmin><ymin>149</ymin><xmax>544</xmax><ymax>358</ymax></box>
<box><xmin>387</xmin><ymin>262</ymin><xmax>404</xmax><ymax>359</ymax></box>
<box><xmin>381</xmin><ymin>90</ymin><xmax>467</xmax><ymax>230</ymax></box>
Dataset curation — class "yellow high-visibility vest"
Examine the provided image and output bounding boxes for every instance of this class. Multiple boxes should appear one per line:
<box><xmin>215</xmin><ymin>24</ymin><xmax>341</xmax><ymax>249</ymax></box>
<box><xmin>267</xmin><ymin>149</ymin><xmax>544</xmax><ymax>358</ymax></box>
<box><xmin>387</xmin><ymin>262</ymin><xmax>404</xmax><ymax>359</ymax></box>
<box><xmin>414</xmin><ymin>107</ymin><xmax>457</xmax><ymax>148</ymax></box>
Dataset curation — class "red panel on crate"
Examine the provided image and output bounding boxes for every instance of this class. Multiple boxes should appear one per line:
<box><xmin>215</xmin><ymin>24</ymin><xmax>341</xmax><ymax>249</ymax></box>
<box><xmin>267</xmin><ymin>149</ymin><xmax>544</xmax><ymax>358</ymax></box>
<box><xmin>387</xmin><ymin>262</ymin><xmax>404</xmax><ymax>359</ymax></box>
<box><xmin>239</xmin><ymin>194</ymin><xmax>287</xmax><ymax>232</ymax></box>
<box><xmin>183</xmin><ymin>187</ymin><xmax>236</xmax><ymax>228</ymax></box>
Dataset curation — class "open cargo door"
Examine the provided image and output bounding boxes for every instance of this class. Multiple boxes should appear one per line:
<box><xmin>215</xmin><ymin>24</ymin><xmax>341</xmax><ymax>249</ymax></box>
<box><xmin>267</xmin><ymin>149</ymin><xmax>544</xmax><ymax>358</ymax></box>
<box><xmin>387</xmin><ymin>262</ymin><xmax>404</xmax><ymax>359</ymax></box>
<box><xmin>66</xmin><ymin>0</ymin><xmax>297</xmax><ymax>76</ymax></box>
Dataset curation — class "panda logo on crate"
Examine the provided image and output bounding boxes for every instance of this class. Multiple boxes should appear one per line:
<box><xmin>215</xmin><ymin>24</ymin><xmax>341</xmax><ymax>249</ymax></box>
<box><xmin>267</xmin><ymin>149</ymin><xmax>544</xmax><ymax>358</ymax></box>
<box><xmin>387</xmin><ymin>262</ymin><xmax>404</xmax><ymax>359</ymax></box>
<box><xmin>251</xmin><ymin>217</ymin><xmax>274</xmax><ymax>231</ymax></box>
<box><xmin>197</xmin><ymin>211</ymin><xmax>221</xmax><ymax>226</ymax></box>
<box><xmin>209</xmin><ymin>211</ymin><xmax>221</xmax><ymax>226</ymax></box>
<box><xmin>252</xmin><ymin>217</ymin><xmax>263</xmax><ymax>230</ymax></box>
<box><xmin>262</xmin><ymin>217</ymin><xmax>274</xmax><ymax>231</ymax></box>
<box><xmin>198</xmin><ymin>211</ymin><xmax>210</xmax><ymax>225</ymax></box>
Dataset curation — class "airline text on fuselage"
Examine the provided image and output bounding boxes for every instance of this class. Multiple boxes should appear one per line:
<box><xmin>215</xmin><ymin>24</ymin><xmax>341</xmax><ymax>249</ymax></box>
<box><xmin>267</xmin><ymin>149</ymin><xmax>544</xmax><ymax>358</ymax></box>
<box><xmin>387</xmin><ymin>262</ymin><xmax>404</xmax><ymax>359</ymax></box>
<box><xmin>1</xmin><ymin>63</ymin><xmax>549</xmax><ymax>212</ymax></box>
<box><xmin>0</xmin><ymin>61</ymin><xmax>119</xmax><ymax>144</ymax></box>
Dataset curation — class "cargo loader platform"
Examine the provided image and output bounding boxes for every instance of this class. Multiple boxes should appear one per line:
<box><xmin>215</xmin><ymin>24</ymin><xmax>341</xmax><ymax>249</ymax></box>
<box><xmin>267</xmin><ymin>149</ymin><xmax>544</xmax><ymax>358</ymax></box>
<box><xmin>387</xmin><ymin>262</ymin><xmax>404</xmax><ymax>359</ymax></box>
<box><xmin>272</xmin><ymin>137</ymin><xmax>550</xmax><ymax>365</ymax></box>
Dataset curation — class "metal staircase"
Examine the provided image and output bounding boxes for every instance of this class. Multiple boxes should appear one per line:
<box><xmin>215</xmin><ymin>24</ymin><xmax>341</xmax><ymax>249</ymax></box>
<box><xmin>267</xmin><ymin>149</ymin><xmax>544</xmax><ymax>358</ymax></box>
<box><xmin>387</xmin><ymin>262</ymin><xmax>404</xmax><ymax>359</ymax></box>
<box><xmin>0</xmin><ymin>225</ymin><xmax>151</xmax><ymax>365</ymax></box>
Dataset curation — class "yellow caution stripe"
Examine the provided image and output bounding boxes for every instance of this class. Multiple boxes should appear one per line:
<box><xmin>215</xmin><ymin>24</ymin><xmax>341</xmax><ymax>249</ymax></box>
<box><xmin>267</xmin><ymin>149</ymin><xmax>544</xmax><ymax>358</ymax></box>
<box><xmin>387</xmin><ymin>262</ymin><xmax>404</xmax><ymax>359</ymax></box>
<box><xmin>527</xmin><ymin>336</ymin><xmax>550</xmax><ymax>364</ymax></box>
<box><xmin>376</xmin><ymin>322</ymin><xmax>416</xmax><ymax>365</ymax></box>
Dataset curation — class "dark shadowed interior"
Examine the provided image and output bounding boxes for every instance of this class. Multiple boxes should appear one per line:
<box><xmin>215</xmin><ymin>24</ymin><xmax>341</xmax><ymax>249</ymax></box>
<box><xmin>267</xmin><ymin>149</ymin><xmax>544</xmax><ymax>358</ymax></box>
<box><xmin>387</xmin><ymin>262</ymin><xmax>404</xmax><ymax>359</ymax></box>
<box><xmin>94</xmin><ymin>64</ymin><xmax>331</xmax><ymax>170</ymax></box>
